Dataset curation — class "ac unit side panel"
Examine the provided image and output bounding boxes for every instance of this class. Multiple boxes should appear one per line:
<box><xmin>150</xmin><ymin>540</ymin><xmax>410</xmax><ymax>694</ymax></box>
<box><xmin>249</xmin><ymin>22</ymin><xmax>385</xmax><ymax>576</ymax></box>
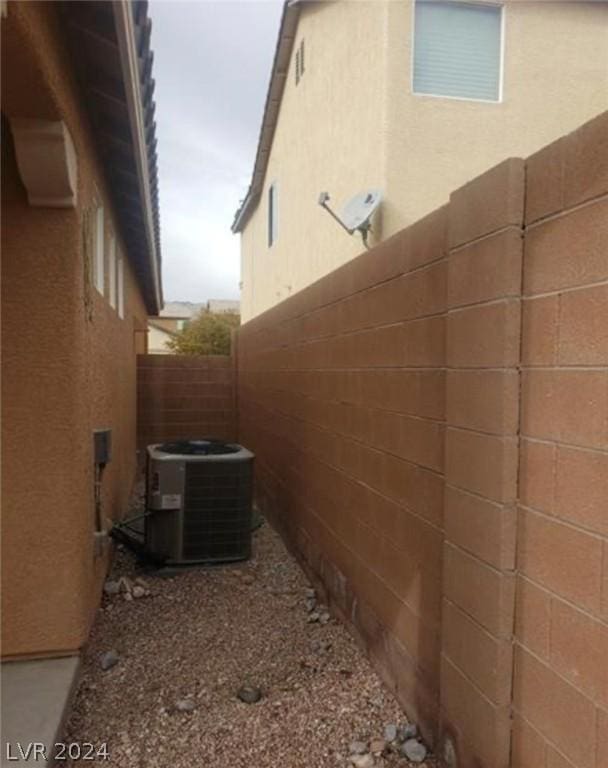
<box><xmin>145</xmin><ymin>456</ymin><xmax>185</xmax><ymax>561</ymax></box>
<box><xmin>147</xmin><ymin>457</ymin><xmax>185</xmax><ymax>511</ymax></box>
<box><xmin>145</xmin><ymin>508</ymin><xmax>184</xmax><ymax>562</ymax></box>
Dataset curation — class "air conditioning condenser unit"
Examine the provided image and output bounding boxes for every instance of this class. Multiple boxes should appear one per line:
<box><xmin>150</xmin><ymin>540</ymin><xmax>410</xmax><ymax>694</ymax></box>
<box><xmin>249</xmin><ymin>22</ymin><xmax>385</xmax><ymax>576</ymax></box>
<box><xmin>145</xmin><ymin>439</ymin><xmax>254</xmax><ymax>565</ymax></box>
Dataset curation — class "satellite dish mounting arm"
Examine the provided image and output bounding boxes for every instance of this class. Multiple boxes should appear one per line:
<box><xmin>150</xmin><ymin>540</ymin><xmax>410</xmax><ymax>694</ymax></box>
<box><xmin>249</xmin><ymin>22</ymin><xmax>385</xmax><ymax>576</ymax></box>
<box><xmin>318</xmin><ymin>189</ymin><xmax>380</xmax><ymax>249</ymax></box>
<box><xmin>318</xmin><ymin>192</ymin><xmax>355</xmax><ymax>235</ymax></box>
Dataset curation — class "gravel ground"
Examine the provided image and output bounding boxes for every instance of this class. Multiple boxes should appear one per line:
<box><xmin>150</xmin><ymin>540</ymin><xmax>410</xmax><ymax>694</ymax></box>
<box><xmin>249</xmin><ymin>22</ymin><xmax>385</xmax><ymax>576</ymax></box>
<box><xmin>63</xmin><ymin>518</ymin><xmax>437</xmax><ymax>768</ymax></box>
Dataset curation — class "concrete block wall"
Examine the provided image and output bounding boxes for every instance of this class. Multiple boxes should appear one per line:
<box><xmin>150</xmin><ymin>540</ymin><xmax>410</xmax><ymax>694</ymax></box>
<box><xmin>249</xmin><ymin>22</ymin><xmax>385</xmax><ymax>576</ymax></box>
<box><xmin>238</xmin><ymin>208</ymin><xmax>449</xmax><ymax>738</ymax></box>
<box><xmin>512</xmin><ymin>112</ymin><xmax>608</xmax><ymax>768</ymax></box>
<box><xmin>137</xmin><ymin>354</ymin><xmax>236</xmax><ymax>447</ymax></box>
<box><xmin>237</xmin><ymin>111</ymin><xmax>608</xmax><ymax>768</ymax></box>
<box><xmin>440</xmin><ymin>158</ymin><xmax>524</xmax><ymax>768</ymax></box>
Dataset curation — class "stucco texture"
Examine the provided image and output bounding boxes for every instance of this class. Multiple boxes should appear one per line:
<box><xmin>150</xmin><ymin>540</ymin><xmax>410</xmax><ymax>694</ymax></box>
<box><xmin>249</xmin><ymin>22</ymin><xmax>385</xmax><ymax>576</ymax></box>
<box><xmin>240</xmin><ymin>0</ymin><xmax>608</xmax><ymax>320</ymax></box>
<box><xmin>1</xmin><ymin>3</ymin><xmax>148</xmax><ymax>658</ymax></box>
<box><xmin>241</xmin><ymin>0</ymin><xmax>388</xmax><ymax>320</ymax></box>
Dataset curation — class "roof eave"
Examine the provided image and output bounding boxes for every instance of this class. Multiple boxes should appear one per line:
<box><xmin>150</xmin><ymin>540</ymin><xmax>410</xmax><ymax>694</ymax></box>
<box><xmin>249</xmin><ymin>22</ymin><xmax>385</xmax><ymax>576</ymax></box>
<box><xmin>232</xmin><ymin>0</ymin><xmax>301</xmax><ymax>234</ymax></box>
<box><xmin>113</xmin><ymin>1</ymin><xmax>162</xmax><ymax>313</ymax></box>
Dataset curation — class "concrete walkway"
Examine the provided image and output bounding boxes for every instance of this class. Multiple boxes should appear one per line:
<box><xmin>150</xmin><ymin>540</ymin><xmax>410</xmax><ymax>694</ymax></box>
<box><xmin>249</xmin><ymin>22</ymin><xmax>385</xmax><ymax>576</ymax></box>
<box><xmin>1</xmin><ymin>656</ymin><xmax>80</xmax><ymax>766</ymax></box>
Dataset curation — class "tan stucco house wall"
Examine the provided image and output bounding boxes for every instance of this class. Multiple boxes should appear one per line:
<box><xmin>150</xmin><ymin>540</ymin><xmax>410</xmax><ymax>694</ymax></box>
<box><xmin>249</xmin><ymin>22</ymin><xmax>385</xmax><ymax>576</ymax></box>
<box><xmin>237</xmin><ymin>0</ymin><xmax>608</xmax><ymax>321</ymax></box>
<box><xmin>1</xmin><ymin>2</ymin><xmax>160</xmax><ymax>658</ymax></box>
<box><xmin>148</xmin><ymin>321</ymin><xmax>177</xmax><ymax>354</ymax></box>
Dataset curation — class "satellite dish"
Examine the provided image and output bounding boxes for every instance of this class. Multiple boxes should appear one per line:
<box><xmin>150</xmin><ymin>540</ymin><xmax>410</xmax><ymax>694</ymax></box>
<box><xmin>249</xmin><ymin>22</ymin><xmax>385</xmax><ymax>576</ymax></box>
<box><xmin>318</xmin><ymin>189</ymin><xmax>382</xmax><ymax>248</ymax></box>
<box><xmin>341</xmin><ymin>190</ymin><xmax>382</xmax><ymax>231</ymax></box>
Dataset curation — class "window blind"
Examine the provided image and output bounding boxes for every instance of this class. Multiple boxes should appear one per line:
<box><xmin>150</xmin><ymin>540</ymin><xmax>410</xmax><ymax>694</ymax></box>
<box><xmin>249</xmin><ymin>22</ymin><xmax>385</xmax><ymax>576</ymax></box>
<box><xmin>413</xmin><ymin>1</ymin><xmax>502</xmax><ymax>102</ymax></box>
<box><xmin>268</xmin><ymin>183</ymin><xmax>278</xmax><ymax>247</ymax></box>
<box><xmin>94</xmin><ymin>205</ymin><xmax>105</xmax><ymax>294</ymax></box>
<box><xmin>108</xmin><ymin>234</ymin><xmax>117</xmax><ymax>309</ymax></box>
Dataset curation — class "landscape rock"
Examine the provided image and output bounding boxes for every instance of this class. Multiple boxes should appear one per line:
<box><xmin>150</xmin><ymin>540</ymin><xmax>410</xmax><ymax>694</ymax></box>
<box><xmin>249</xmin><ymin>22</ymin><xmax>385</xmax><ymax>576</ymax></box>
<box><xmin>132</xmin><ymin>586</ymin><xmax>146</xmax><ymax>599</ymax></box>
<box><xmin>304</xmin><ymin>587</ymin><xmax>316</xmax><ymax>599</ymax></box>
<box><xmin>66</xmin><ymin>513</ymin><xmax>416</xmax><ymax>768</ymax></box>
<box><xmin>242</xmin><ymin>574</ymin><xmax>255</xmax><ymax>585</ymax></box>
<box><xmin>384</xmin><ymin>724</ymin><xmax>398</xmax><ymax>743</ymax></box>
<box><xmin>305</xmin><ymin>596</ymin><xmax>317</xmax><ymax>612</ymax></box>
<box><xmin>400</xmin><ymin>739</ymin><xmax>427</xmax><ymax>763</ymax></box>
<box><xmin>237</xmin><ymin>685</ymin><xmax>262</xmax><ymax>704</ymax></box>
<box><xmin>311</xmin><ymin>638</ymin><xmax>331</xmax><ymax>654</ymax></box>
<box><xmin>103</xmin><ymin>580</ymin><xmax>120</xmax><ymax>596</ymax></box>
<box><xmin>350</xmin><ymin>755</ymin><xmax>374</xmax><ymax>768</ymax></box>
<box><xmin>175</xmin><ymin>698</ymin><xmax>196</xmax><ymax>713</ymax></box>
<box><xmin>319</xmin><ymin>611</ymin><xmax>331</xmax><ymax>625</ymax></box>
<box><xmin>398</xmin><ymin>723</ymin><xmax>418</xmax><ymax>742</ymax></box>
<box><xmin>308</xmin><ymin>611</ymin><xmax>320</xmax><ymax>623</ymax></box>
<box><xmin>349</xmin><ymin>741</ymin><xmax>367</xmax><ymax>755</ymax></box>
<box><xmin>100</xmin><ymin>651</ymin><xmax>119</xmax><ymax>671</ymax></box>
<box><xmin>123</xmin><ymin>592</ymin><xmax>133</xmax><ymax>602</ymax></box>
<box><xmin>443</xmin><ymin>736</ymin><xmax>458</xmax><ymax>768</ymax></box>
<box><xmin>369</xmin><ymin>739</ymin><xmax>386</xmax><ymax>755</ymax></box>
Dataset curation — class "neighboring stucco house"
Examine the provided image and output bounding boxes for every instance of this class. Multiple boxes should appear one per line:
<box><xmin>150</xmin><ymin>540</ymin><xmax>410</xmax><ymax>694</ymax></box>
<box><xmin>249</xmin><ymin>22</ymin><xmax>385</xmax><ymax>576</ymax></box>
<box><xmin>147</xmin><ymin>300</ymin><xmax>240</xmax><ymax>353</ymax></box>
<box><xmin>234</xmin><ymin>0</ymin><xmax>608</xmax><ymax>321</ymax></box>
<box><xmin>148</xmin><ymin>319</ymin><xmax>179</xmax><ymax>354</ymax></box>
<box><xmin>2</xmin><ymin>0</ymin><xmax>161</xmax><ymax>678</ymax></box>
<box><xmin>207</xmin><ymin>298</ymin><xmax>240</xmax><ymax>315</ymax></box>
<box><xmin>147</xmin><ymin>301</ymin><xmax>205</xmax><ymax>353</ymax></box>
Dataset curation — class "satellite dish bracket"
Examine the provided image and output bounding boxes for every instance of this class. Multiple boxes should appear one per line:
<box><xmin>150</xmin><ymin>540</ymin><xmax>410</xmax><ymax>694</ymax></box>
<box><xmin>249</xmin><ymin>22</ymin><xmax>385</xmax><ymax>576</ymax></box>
<box><xmin>318</xmin><ymin>192</ymin><xmax>355</xmax><ymax>235</ymax></box>
<box><xmin>317</xmin><ymin>190</ymin><xmax>380</xmax><ymax>249</ymax></box>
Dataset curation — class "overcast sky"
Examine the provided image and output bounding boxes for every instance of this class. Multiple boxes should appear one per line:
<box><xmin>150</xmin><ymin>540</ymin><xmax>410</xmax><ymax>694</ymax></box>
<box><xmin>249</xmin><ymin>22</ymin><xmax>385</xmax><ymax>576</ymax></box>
<box><xmin>149</xmin><ymin>0</ymin><xmax>283</xmax><ymax>303</ymax></box>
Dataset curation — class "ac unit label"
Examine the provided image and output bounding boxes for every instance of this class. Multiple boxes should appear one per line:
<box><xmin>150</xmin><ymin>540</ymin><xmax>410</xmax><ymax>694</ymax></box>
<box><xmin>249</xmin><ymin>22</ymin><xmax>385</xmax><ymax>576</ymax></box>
<box><xmin>161</xmin><ymin>494</ymin><xmax>181</xmax><ymax>509</ymax></box>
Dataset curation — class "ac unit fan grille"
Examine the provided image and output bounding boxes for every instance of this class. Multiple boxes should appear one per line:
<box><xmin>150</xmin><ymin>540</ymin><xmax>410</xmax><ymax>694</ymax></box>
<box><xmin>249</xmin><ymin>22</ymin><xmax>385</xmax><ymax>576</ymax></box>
<box><xmin>183</xmin><ymin>461</ymin><xmax>252</xmax><ymax>562</ymax></box>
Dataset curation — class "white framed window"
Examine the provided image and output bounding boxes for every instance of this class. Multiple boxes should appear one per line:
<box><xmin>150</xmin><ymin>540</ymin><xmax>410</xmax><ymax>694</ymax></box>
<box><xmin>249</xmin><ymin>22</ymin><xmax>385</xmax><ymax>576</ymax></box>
<box><xmin>117</xmin><ymin>254</ymin><xmax>125</xmax><ymax>319</ymax></box>
<box><xmin>268</xmin><ymin>181</ymin><xmax>278</xmax><ymax>247</ymax></box>
<box><xmin>176</xmin><ymin>319</ymin><xmax>188</xmax><ymax>331</ymax></box>
<box><xmin>295</xmin><ymin>39</ymin><xmax>305</xmax><ymax>85</ymax></box>
<box><xmin>93</xmin><ymin>203</ymin><xmax>105</xmax><ymax>294</ymax></box>
<box><xmin>108</xmin><ymin>234</ymin><xmax>117</xmax><ymax>309</ymax></box>
<box><xmin>413</xmin><ymin>1</ymin><xmax>503</xmax><ymax>103</ymax></box>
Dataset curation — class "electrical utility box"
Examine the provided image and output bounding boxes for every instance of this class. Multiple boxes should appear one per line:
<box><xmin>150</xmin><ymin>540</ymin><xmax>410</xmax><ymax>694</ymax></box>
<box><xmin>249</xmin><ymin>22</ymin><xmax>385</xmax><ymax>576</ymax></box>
<box><xmin>93</xmin><ymin>429</ymin><xmax>112</xmax><ymax>466</ymax></box>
